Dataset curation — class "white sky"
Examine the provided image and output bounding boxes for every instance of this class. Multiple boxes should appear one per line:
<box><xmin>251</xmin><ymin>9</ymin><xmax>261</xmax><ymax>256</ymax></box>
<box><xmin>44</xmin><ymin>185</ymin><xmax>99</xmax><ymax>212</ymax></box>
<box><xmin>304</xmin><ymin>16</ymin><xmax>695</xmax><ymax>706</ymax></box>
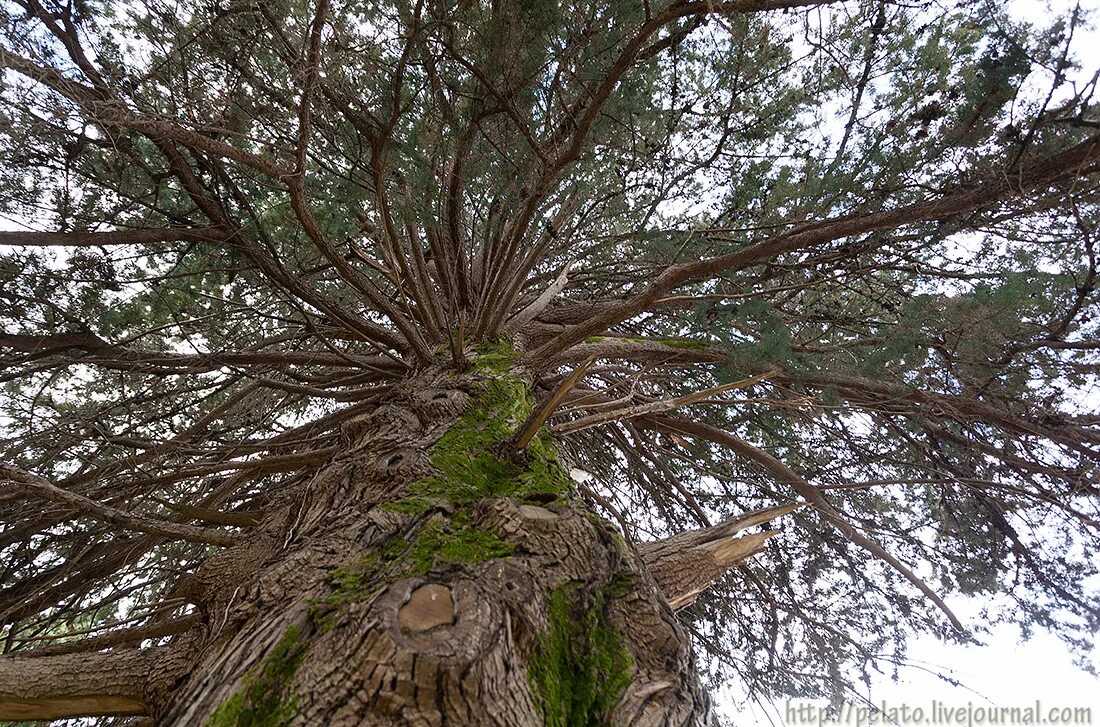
<box><xmin>733</xmin><ymin>596</ymin><xmax>1100</xmax><ymax>724</ymax></box>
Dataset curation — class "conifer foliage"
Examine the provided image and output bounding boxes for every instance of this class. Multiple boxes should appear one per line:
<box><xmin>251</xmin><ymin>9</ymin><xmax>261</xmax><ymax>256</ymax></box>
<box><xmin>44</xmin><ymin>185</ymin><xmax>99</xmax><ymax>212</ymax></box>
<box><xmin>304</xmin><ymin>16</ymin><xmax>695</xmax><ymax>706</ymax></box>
<box><xmin>1</xmin><ymin>0</ymin><xmax>1098</xmax><ymax>720</ymax></box>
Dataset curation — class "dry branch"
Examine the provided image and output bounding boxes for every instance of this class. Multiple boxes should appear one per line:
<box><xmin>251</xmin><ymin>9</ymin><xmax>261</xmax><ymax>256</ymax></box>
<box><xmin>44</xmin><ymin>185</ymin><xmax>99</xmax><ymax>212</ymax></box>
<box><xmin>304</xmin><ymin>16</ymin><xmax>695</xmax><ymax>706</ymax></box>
<box><xmin>640</xmin><ymin>502</ymin><xmax>803</xmax><ymax>610</ymax></box>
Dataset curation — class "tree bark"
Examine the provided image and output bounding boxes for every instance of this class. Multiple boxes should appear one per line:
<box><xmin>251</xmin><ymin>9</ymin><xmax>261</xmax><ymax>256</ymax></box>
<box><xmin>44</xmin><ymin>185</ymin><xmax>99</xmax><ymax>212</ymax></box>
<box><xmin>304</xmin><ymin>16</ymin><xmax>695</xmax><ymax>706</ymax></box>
<box><xmin>143</xmin><ymin>364</ymin><xmax>721</xmax><ymax>725</ymax></box>
<box><xmin>0</xmin><ymin>362</ymin><xmax>783</xmax><ymax>725</ymax></box>
<box><xmin>0</xmin><ymin>647</ymin><xmax>185</xmax><ymax>721</ymax></box>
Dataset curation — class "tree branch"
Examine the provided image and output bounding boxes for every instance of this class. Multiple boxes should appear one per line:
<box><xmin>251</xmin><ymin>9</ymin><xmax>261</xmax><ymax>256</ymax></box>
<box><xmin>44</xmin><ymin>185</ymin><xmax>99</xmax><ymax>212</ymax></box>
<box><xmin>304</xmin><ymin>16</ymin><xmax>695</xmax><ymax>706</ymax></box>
<box><xmin>12</xmin><ymin>614</ymin><xmax>201</xmax><ymax>658</ymax></box>
<box><xmin>0</xmin><ymin>332</ymin><xmax>400</xmax><ymax>373</ymax></box>
<box><xmin>555</xmin><ymin>372</ymin><xmax>774</xmax><ymax>434</ymax></box>
<box><xmin>527</xmin><ymin>132</ymin><xmax>1100</xmax><ymax>363</ymax></box>
<box><xmin>0</xmin><ymin>646</ymin><xmax>174</xmax><ymax>720</ymax></box>
<box><xmin>0</xmin><ymin>227</ymin><xmax>229</xmax><ymax>247</ymax></box>
<box><xmin>502</xmin><ymin>261</ymin><xmax>572</xmax><ymax>336</ymax></box>
<box><xmin>0</xmin><ymin>465</ymin><xmax>241</xmax><ymax>547</ymax></box>
<box><xmin>638</xmin><ymin>414</ymin><xmax>966</xmax><ymax>630</ymax></box>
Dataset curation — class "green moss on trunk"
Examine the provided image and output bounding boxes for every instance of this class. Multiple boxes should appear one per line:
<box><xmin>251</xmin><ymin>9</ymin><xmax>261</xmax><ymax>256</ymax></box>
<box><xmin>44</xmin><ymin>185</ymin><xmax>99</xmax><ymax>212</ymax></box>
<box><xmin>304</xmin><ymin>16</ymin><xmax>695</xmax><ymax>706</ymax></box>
<box><xmin>379</xmin><ymin>497</ymin><xmax>433</xmax><ymax>516</ymax></box>
<box><xmin>582</xmin><ymin>335</ymin><xmax>706</xmax><ymax>349</ymax></box>
<box><xmin>471</xmin><ymin>338</ymin><xmax>521</xmax><ymax>374</ymax></box>
<box><xmin>205</xmin><ymin>625</ymin><xmax>307</xmax><ymax>727</ymax></box>
<box><xmin>410</xmin><ymin>359</ymin><xmax>571</xmax><ymax>503</ymax></box>
<box><xmin>316</xmin><ymin>512</ymin><xmax>514</xmax><ymax>629</ymax></box>
<box><xmin>527</xmin><ymin>587</ymin><xmax>634</xmax><ymax>727</ymax></box>
<box><xmin>654</xmin><ymin>337</ymin><xmax>706</xmax><ymax>349</ymax></box>
<box><xmin>412</xmin><ymin>516</ymin><xmax>514</xmax><ymax>572</ymax></box>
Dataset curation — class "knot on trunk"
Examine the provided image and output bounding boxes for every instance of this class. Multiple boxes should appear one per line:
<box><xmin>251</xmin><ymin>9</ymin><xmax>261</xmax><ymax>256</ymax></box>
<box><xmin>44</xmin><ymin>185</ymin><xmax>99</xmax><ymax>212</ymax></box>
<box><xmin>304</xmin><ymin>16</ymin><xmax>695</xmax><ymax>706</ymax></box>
<box><xmin>398</xmin><ymin>583</ymin><xmax>455</xmax><ymax>632</ymax></box>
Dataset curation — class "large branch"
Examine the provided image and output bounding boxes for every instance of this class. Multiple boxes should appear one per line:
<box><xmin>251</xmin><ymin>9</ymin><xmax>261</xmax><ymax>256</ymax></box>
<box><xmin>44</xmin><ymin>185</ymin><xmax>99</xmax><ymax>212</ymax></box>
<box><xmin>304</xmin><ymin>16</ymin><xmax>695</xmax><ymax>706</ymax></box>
<box><xmin>555</xmin><ymin>372</ymin><xmax>774</xmax><ymax>434</ymax></box>
<box><xmin>0</xmin><ymin>647</ymin><xmax>175</xmax><ymax>720</ymax></box>
<box><xmin>547</xmin><ymin>339</ymin><xmax>1097</xmax><ymax>458</ymax></box>
<box><xmin>0</xmin><ymin>332</ymin><xmax>400</xmax><ymax>373</ymax></box>
<box><xmin>526</xmin><ymin>132</ymin><xmax>1100</xmax><ymax>363</ymax></box>
<box><xmin>0</xmin><ymin>227</ymin><xmax>229</xmax><ymax>247</ymax></box>
<box><xmin>501</xmin><ymin>261</ymin><xmax>572</xmax><ymax>336</ymax></box>
<box><xmin>13</xmin><ymin>615</ymin><xmax>201</xmax><ymax>658</ymax></box>
<box><xmin>788</xmin><ymin>370</ymin><xmax>1099</xmax><ymax>459</ymax></box>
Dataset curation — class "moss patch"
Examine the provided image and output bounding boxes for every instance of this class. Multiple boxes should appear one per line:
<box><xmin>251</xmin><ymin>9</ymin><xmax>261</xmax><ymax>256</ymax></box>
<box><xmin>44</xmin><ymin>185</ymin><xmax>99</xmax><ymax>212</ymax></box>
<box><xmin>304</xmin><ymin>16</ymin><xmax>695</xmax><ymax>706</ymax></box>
<box><xmin>322</xmin><ymin>536</ymin><xmax>411</xmax><ymax>608</ymax></box>
<box><xmin>629</xmin><ymin>336</ymin><xmax>706</xmax><ymax>349</ymax></box>
<box><xmin>412</xmin><ymin>516</ymin><xmax>514</xmax><ymax>573</ymax></box>
<box><xmin>655</xmin><ymin>337</ymin><xmax>707</xmax><ymax>349</ymax></box>
<box><xmin>379</xmin><ymin>497</ymin><xmax>433</xmax><ymax>517</ymax></box>
<box><xmin>528</xmin><ymin>587</ymin><xmax>634</xmax><ymax>727</ymax></box>
<box><xmin>399</xmin><ymin>343</ymin><xmax>570</xmax><ymax>574</ymax></box>
<box><xmin>328</xmin><ymin>555</ymin><xmax>382</xmax><ymax>601</ymax></box>
<box><xmin>582</xmin><ymin>335</ymin><xmax>705</xmax><ymax>350</ymax></box>
<box><xmin>409</xmin><ymin>367</ymin><xmax>571</xmax><ymax>504</ymax></box>
<box><xmin>322</xmin><ymin>514</ymin><xmax>513</xmax><ymax>609</ymax></box>
<box><xmin>472</xmin><ymin>338</ymin><xmax>521</xmax><ymax>374</ymax></box>
<box><xmin>205</xmin><ymin>625</ymin><xmax>306</xmax><ymax>727</ymax></box>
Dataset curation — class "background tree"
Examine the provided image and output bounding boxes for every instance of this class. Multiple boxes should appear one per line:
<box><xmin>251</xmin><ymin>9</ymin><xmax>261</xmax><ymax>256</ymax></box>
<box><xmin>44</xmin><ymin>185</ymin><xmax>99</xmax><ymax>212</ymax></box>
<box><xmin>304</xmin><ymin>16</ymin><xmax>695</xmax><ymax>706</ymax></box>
<box><xmin>0</xmin><ymin>0</ymin><xmax>1098</xmax><ymax>723</ymax></box>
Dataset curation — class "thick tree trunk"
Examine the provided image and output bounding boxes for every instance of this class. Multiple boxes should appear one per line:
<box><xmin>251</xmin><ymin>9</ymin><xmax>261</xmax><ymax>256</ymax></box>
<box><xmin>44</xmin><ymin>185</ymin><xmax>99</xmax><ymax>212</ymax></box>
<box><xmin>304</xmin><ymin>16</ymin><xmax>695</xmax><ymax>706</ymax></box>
<box><xmin>150</xmin><ymin>362</ymin><xmax>717</xmax><ymax>726</ymax></box>
<box><xmin>0</xmin><ymin>357</ymin><xmax>792</xmax><ymax>724</ymax></box>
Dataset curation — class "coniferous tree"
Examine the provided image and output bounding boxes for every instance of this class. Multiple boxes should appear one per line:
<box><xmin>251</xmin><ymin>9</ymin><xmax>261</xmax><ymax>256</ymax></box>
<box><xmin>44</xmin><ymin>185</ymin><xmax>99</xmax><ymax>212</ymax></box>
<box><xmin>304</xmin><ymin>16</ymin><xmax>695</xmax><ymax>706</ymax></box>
<box><xmin>0</xmin><ymin>0</ymin><xmax>1098</xmax><ymax>723</ymax></box>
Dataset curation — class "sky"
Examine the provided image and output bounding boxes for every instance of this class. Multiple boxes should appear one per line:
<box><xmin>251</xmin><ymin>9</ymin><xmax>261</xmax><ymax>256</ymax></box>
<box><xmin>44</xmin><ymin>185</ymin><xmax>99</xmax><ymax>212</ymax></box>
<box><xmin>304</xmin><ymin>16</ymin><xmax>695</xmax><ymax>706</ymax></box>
<box><xmin>733</xmin><ymin>597</ymin><xmax>1100</xmax><ymax>725</ymax></box>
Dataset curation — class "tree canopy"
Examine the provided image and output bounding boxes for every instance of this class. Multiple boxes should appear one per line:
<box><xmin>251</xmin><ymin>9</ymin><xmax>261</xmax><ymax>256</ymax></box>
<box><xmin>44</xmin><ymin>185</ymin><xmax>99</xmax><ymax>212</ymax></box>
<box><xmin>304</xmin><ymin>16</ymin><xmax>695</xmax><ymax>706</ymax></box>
<box><xmin>1</xmin><ymin>0</ymin><xmax>1099</xmax><ymax>717</ymax></box>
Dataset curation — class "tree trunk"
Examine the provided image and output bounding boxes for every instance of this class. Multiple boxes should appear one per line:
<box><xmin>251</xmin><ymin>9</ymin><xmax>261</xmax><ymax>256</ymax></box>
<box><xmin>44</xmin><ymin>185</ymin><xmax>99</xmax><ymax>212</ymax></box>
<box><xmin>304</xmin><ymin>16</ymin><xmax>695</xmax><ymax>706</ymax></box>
<box><xmin>153</xmin><ymin>360</ymin><xmax>716</xmax><ymax>726</ymax></box>
<box><xmin>0</xmin><ymin>354</ymin><xmax>790</xmax><ymax>724</ymax></box>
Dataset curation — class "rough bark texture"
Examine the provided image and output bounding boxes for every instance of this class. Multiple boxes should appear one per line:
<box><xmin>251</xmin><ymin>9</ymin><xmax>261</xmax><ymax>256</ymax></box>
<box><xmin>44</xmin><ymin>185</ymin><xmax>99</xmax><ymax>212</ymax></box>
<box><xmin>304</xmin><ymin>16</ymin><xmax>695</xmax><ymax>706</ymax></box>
<box><xmin>0</xmin><ymin>647</ymin><xmax>186</xmax><ymax>721</ymax></box>
<box><xmin>147</xmin><ymin>358</ymin><xmax>716</xmax><ymax>726</ymax></box>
